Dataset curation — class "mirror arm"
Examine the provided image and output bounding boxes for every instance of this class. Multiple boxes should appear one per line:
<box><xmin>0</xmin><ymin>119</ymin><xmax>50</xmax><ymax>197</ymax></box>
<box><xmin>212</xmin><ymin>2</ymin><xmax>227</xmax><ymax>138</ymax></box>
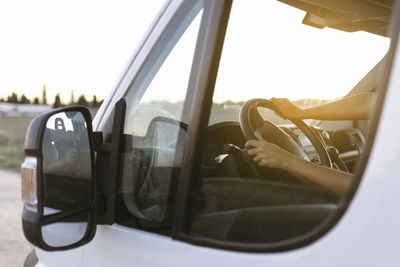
<box><xmin>92</xmin><ymin>99</ymin><xmax>127</xmax><ymax>225</ymax></box>
<box><xmin>96</xmin><ymin>192</ymin><xmax>107</xmax><ymax>216</ymax></box>
<box><xmin>93</xmin><ymin>132</ymin><xmax>112</xmax><ymax>152</ymax></box>
<box><xmin>92</xmin><ymin>131</ymin><xmax>111</xmax><ymax>221</ymax></box>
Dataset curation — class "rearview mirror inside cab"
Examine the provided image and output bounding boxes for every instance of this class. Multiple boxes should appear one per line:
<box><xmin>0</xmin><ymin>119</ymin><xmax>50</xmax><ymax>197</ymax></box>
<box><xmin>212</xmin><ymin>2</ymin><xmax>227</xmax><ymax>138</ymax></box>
<box><xmin>21</xmin><ymin>107</ymin><xmax>96</xmax><ymax>251</ymax></box>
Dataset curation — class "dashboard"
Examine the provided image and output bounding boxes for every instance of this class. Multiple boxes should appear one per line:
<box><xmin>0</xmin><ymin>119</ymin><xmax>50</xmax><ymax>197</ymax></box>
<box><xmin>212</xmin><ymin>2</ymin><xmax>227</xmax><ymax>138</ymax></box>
<box><xmin>204</xmin><ymin>121</ymin><xmax>364</xmax><ymax>174</ymax></box>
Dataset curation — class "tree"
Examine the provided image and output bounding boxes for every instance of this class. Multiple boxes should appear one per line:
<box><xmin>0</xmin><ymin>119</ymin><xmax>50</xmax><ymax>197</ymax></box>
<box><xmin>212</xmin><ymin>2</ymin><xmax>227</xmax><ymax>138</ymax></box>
<box><xmin>0</xmin><ymin>98</ymin><xmax>4</xmax><ymax>102</ymax></box>
<box><xmin>91</xmin><ymin>95</ymin><xmax>98</xmax><ymax>107</ymax></box>
<box><xmin>77</xmin><ymin>94</ymin><xmax>88</xmax><ymax>106</ymax></box>
<box><xmin>70</xmin><ymin>90</ymin><xmax>75</xmax><ymax>105</ymax></box>
<box><xmin>7</xmin><ymin>92</ymin><xmax>18</xmax><ymax>103</ymax></box>
<box><xmin>53</xmin><ymin>94</ymin><xmax>62</xmax><ymax>108</ymax></box>
<box><xmin>20</xmin><ymin>94</ymin><xmax>30</xmax><ymax>104</ymax></box>
<box><xmin>42</xmin><ymin>85</ymin><xmax>48</xmax><ymax>105</ymax></box>
<box><xmin>33</xmin><ymin>97</ymin><xmax>40</xmax><ymax>105</ymax></box>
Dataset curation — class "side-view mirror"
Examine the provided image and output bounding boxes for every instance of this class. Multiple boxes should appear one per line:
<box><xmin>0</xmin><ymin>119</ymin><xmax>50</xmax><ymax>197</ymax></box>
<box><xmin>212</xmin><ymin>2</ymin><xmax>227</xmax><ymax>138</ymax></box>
<box><xmin>21</xmin><ymin>106</ymin><xmax>96</xmax><ymax>251</ymax></box>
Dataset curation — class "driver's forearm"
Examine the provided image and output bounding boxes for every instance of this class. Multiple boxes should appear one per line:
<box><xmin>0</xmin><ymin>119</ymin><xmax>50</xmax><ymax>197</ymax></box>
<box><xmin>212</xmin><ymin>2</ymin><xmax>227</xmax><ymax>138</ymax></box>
<box><xmin>280</xmin><ymin>155</ymin><xmax>352</xmax><ymax>195</ymax></box>
<box><xmin>300</xmin><ymin>93</ymin><xmax>374</xmax><ymax>120</ymax></box>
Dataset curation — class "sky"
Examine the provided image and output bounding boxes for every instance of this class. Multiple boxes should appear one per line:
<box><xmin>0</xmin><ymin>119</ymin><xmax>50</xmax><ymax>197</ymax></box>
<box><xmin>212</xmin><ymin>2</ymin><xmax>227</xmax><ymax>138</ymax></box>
<box><xmin>0</xmin><ymin>0</ymin><xmax>163</xmax><ymax>103</ymax></box>
<box><xmin>212</xmin><ymin>0</ymin><xmax>390</xmax><ymax>101</ymax></box>
<box><xmin>139</xmin><ymin>0</ymin><xmax>390</xmax><ymax>103</ymax></box>
<box><xmin>0</xmin><ymin>0</ymin><xmax>391</xmax><ymax>104</ymax></box>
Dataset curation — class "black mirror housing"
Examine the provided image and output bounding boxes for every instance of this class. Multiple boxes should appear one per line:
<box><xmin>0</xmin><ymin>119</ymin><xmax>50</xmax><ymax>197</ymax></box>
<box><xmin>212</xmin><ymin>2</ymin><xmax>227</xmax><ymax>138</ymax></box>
<box><xmin>22</xmin><ymin>106</ymin><xmax>97</xmax><ymax>251</ymax></box>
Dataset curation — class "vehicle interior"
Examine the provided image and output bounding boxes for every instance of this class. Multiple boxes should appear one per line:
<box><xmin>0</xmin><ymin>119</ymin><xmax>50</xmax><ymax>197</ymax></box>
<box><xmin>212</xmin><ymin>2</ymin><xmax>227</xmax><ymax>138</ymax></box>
<box><xmin>187</xmin><ymin>0</ymin><xmax>392</xmax><ymax>243</ymax></box>
<box><xmin>117</xmin><ymin>0</ymin><xmax>393</xmax><ymax>245</ymax></box>
<box><xmin>189</xmin><ymin>84</ymin><xmax>374</xmax><ymax>243</ymax></box>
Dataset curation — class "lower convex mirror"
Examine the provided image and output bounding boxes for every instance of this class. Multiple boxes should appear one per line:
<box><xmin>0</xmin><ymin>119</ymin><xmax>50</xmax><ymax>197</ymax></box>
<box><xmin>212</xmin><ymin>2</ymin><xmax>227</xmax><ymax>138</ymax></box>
<box><xmin>22</xmin><ymin>107</ymin><xmax>96</xmax><ymax>251</ymax></box>
<box><xmin>41</xmin><ymin>212</ymin><xmax>89</xmax><ymax>247</ymax></box>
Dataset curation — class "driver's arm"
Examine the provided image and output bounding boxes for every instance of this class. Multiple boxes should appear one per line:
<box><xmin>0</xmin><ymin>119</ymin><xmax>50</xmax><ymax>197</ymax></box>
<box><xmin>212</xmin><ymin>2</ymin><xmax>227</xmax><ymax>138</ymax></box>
<box><xmin>272</xmin><ymin>93</ymin><xmax>375</xmax><ymax>121</ymax></box>
<box><xmin>246</xmin><ymin>136</ymin><xmax>352</xmax><ymax>196</ymax></box>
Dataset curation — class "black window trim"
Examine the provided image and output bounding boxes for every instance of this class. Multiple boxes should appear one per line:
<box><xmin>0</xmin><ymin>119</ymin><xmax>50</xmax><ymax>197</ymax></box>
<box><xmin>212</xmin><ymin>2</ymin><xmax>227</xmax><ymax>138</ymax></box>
<box><xmin>115</xmin><ymin>0</ymin><xmax>208</xmax><ymax>232</ymax></box>
<box><xmin>172</xmin><ymin>0</ymin><xmax>400</xmax><ymax>252</ymax></box>
<box><xmin>172</xmin><ymin>0</ymin><xmax>233</xmax><ymax>236</ymax></box>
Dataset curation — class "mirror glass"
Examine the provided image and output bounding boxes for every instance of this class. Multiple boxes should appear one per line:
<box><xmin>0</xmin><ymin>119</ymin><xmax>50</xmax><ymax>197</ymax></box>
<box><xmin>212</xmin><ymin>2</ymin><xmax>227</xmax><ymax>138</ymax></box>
<box><xmin>41</xmin><ymin>212</ymin><xmax>89</xmax><ymax>247</ymax></box>
<box><xmin>41</xmin><ymin>111</ymin><xmax>92</xmax><ymax>247</ymax></box>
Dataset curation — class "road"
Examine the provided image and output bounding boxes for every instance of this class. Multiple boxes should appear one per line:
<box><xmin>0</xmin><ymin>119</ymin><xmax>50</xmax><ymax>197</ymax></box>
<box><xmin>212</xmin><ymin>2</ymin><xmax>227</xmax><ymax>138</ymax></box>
<box><xmin>0</xmin><ymin>169</ymin><xmax>33</xmax><ymax>266</ymax></box>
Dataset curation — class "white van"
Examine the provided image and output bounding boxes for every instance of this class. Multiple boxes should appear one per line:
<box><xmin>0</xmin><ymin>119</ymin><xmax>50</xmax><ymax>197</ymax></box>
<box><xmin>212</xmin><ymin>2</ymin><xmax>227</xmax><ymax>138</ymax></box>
<box><xmin>21</xmin><ymin>0</ymin><xmax>400</xmax><ymax>266</ymax></box>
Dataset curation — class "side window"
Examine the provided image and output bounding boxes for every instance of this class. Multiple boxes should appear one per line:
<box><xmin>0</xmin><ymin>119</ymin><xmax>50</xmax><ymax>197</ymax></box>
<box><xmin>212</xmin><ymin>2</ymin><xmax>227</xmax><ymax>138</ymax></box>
<box><xmin>116</xmin><ymin>2</ymin><xmax>204</xmax><ymax>234</ymax></box>
<box><xmin>187</xmin><ymin>0</ymin><xmax>393</xmax><ymax>247</ymax></box>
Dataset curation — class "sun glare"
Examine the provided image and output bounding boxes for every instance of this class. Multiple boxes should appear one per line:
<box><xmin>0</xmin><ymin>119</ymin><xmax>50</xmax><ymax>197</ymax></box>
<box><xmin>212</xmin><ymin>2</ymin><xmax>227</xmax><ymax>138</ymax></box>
<box><xmin>212</xmin><ymin>0</ymin><xmax>390</xmax><ymax>103</ymax></box>
<box><xmin>0</xmin><ymin>0</ymin><xmax>390</xmax><ymax>105</ymax></box>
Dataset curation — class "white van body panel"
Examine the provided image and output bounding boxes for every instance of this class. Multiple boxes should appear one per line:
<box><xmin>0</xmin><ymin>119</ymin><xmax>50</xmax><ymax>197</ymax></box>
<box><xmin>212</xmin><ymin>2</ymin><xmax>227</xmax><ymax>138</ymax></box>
<box><xmin>35</xmin><ymin>247</ymin><xmax>83</xmax><ymax>267</ymax></box>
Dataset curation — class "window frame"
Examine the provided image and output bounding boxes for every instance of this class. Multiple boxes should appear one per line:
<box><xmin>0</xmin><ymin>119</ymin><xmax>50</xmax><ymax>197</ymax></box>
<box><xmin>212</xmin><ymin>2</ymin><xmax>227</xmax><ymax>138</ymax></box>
<box><xmin>171</xmin><ymin>0</ymin><xmax>400</xmax><ymax>252</ymax></box>
<box><xmin>114</xmin><ymin>0</ymin><xmax>207</xmax><ymax>234</ymax></box>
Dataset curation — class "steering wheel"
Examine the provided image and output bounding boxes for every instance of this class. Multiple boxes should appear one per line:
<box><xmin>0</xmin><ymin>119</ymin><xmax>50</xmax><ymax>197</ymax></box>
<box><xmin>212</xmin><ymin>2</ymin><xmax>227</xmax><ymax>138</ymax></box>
<box><xmin>239</xmin><ymin>98</ymin><xmax>332</xmax><ymax>168</ymax></box>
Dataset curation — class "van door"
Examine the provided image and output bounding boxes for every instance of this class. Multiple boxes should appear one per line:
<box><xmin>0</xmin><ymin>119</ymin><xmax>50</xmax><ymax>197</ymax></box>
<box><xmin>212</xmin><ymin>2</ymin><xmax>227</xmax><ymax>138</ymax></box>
<box><xmin>82</xmin><ymin>0</ymin><xmax>211</xmax><ymax>265</ymax></box>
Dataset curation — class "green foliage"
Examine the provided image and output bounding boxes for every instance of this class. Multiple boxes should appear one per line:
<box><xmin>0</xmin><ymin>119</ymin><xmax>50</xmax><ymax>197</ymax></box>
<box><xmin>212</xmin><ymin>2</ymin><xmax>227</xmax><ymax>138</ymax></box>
<box><xmin>20</xmin><ymin>94</ymin><xmax>30</xmax><ymax>104</ymax></box>
<box><xmin>53</xmin><ymin>93</ymin><xmax>62</xmax><ymax>108</ymax></box>
<box><xmin>91</xmin><ymin>95</ymin><xmax>98</xmax><ymax>107</ymax></box>
<box><xmin>77</xmin><ymin>94</ymin><xmax>88</xmax><ymax>106</ymax></box>
<box><xmin>42</xmin><ymin>85</ymin><xmax>48</xmax><ymax>105</ymax></box>
<box><xmin>0</xmin><ymin>130</ymin><xmax>25</xmax><ymax>169</ymax></box>
<box><xmin>70</xmin><ymin>89</ymin><xmax>75</xmax><ymax>105</ymax></box>
<box><xmin>7</xmin><ymin>92</ymin><xmax>18</xmax><ymax>103</ymax></box>
<box><xmin>0</xmin><ymin>130</ymin><xmax>8</xmax><ymax>144</ymax></box>
<box><xmin>2</xmin><ymin>89</ymin><xmax>102</xmax><ymax>108</ymax></box>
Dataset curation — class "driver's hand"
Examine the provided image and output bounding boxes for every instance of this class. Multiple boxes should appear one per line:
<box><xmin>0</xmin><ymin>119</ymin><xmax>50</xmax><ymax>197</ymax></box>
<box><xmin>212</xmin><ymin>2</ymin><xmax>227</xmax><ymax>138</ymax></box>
<box><xmin>245</xmin><ymin>134</ymin><xmax>292</xmax><ymax>169</ymax></box>
<box><xmin>271</xmin><ymin>98</ymin><xmax>304</xmax><ymax>119</ymax></box>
